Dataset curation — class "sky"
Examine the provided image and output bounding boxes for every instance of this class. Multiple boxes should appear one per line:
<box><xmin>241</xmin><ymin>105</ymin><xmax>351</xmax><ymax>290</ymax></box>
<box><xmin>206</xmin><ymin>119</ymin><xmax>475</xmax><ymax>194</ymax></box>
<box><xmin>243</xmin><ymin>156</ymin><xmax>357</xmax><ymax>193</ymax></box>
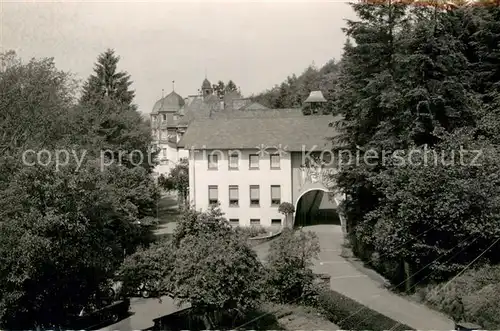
<box><xmin>2</xmin><ymin>0</ymin><xmax>356</xmax><ymax>115</ymax></box>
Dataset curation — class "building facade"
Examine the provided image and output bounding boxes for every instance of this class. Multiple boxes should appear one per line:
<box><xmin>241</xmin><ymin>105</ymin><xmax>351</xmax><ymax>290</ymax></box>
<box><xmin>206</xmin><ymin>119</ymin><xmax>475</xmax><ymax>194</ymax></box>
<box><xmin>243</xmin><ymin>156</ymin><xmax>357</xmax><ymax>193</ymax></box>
<box><xmin>150</xmin><ymin>78</ymin><xmax>252</xmax><ymax>178</ymax></box>
<box><xmin>178</xmin><ymin>103</ymin><xmax>346</xmax><ymax>229</ymax></box>
<box><xmin>187</xmin><ymin>148</ymin><xmax>292</xmax><ymax>227</ymax></box>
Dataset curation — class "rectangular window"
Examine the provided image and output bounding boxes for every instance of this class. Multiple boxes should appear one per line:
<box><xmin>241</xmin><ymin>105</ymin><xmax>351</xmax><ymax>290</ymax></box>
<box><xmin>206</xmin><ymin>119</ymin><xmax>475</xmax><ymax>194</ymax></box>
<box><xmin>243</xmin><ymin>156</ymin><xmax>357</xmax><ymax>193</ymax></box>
<box><xmin>229</xmin><ymin>219</ymin><xmax>239</xmax><ymax>226</ymax></box>
<box><xmin>250</xmin><ymin>219</ymin><xmax>260</xmax><ymax>226</ymax></box>
<box><xmin>208</xmin><ymin>154</ymin><xmax>218</xmax><ymax>169</ymax></box>
<box><xmin>250</xmin><ymin>185</ymin><xmax>260</xmax><ymax>206</ymax></box>
<box><xmin>162</xmin><ymin>148</ymin><xmax>167</xmax><ymax>157</ymax></box>
<box><xmin>229</xmin><ymin>185</ymin><xmax>239</xmax><ymax>207</ymax></box>
<box><xmin>249</xmin><ymin>154</ymin><xmax>259</xmax><ymax>169</ymax></box>
<box><xmin>271</xmin><ymin>219</ymin><xmax>282</xmax><ymax>226</ymax></box>
<box><xmin>271</xmin><ymin>185</ymin><xmax>281</xmax><ymax>206</ymax></box>
<box><xmin>208</xmin><ymin>185</ymin><xmax>218</xmax><ymax>205</ymax></box>
<box><xmin>162</xmin><ymin>114</ymin><xmax>167</xmax><ymax>121</ymax></box>
<box><xmin>270</xmin><ymin>154</ymin><xmax>280</xmax><ymax>169</ymax></box>
<box><xmin>229</xmin><ymin>152</ymin><xmax>239</xmax><ymax>170</ymax></box>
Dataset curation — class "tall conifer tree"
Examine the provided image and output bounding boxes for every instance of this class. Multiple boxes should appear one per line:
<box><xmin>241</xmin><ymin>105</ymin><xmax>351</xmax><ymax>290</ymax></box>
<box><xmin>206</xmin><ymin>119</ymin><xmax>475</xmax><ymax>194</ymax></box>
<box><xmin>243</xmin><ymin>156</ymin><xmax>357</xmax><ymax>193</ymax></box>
<box><xmin>80</xmin><ymin>49</ymin><xmax>135</xmax><ymax>108</ymax></box>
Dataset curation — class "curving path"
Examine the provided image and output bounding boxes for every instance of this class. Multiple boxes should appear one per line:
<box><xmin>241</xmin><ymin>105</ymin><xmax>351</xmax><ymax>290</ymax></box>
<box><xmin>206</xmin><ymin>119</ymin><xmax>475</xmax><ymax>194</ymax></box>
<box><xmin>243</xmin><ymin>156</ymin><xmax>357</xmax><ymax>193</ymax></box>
<box><xmin>253</xmin><ymin>224</ymin><xmax>455</xmax><ymax>330</ymax></box>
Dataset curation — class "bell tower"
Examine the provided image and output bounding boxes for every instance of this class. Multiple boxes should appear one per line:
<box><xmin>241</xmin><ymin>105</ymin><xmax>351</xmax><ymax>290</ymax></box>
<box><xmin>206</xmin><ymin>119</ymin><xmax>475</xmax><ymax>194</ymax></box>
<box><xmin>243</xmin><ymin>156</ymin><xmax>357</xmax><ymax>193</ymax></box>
<box><xmin>201</xmin><ymin>76</ymin><xmax>213</xmax><ymax>100</ymax></box>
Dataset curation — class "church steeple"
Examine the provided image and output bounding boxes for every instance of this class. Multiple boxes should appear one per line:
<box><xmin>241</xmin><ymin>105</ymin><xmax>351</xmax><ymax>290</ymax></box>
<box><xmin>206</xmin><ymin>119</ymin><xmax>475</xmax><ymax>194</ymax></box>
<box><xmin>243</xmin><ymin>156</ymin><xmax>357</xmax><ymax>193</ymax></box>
<box><xmin>201</xmin><ymin>77</ymin><xmax>213</xmax><ymax>99</ymax></box>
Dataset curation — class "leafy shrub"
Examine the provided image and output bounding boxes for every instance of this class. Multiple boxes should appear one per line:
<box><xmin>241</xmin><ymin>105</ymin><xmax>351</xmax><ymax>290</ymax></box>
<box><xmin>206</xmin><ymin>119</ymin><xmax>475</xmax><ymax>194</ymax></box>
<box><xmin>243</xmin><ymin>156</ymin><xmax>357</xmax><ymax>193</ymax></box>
<box><xmin>234</xmin><ymin>225</ymin><xmax>268</xmax><ymax>239</ymax></box>
<box><xmin>120</xmin><ymin>206</ymin><xmax>265</xmax><ymax>329</ymax></box>
<box><xmin>278</xmin><ymin>202</ymin><xmax>295</xmax><ymax>215</ymax></box>
<box><xmin>119</xmin><ymin>238</ymin><xmax>173</xmax><ymax>295</ymax></box>
<box><xmin>149</xmin><ymin>306</ymin><xmax>281</xmax><ymax>331</ymax></box>
<box><xmin>172</xmin><ymin>203</ymin><xmax>231</xmax><ymax>247</ymax></box>
<box><xmin>169</xmin><ymin>230</ymin><xmax>264</xmax><ymax>329</ymax></box>
<box><xmin>264</xmin><ymin>228</ymin><xmax>321</xmax><ymax>305</ymax></box>
<box><xmin>463</xmin><ymin>283</ymin><xmax>500</xmax><ymax>329</ymax></box>
<box><xmin>418</xmin><ymin>265</ymin><xmax>500</xmax><ymax>328</ymax></box>
<box><xmin>317</xmin><ymin>290</ymin><xmax>413</xmax><ymax>331</ymax></box>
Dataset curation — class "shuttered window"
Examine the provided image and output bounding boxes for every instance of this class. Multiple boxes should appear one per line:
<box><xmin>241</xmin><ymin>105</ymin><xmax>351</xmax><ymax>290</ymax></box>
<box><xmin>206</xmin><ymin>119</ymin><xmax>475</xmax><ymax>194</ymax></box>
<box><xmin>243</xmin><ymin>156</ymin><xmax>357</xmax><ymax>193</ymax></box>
<box><xmin>229</xmin><ymin>152</ymin><xmax>239</xmax><ymax>169</ymax></box>
<box><xmin>249</xmin><ymin>154</ymin><xmax>259</xmax><ymax>169</ymax></box>
<box><xmin>229</xmin><ymin>185</ymin><xmax>239</xmax><ymax>206</ymax></box>
<box><xmin>208</xmin><ymin>186</ymin><xmax>218</xmax><ymax>205</ymax></box>
<box><xmin>271</xmin><ymin>185</ymin><xmax>281</xmax><ymax>206</ymax></box>
<box><xmin>270</xmin><ymin>154</ymin><xmax>280</xmax><ymax>169</ymax></box>
<box><xmin>250</xmin><ymin>185</ymin><xmax>260</xmax><ymax>206</ymax></box>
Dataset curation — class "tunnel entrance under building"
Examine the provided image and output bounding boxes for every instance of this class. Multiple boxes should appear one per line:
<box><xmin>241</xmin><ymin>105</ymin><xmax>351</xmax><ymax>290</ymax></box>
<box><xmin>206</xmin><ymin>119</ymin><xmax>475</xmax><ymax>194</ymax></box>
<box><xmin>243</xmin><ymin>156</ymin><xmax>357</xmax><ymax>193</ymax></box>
<box><xmin>294</xmin><ymin>189</ymin><xmax>340</xmax><ymax>227</ymax></box>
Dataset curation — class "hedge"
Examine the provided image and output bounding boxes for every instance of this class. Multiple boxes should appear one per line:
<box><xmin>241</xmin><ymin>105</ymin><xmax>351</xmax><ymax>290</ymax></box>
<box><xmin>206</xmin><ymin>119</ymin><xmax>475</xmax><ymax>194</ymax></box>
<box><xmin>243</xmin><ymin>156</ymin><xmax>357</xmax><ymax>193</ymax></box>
<box><xmin>317</xmin><ymin>289</ymin><xmax>414</xmax><ymax>331</ymax></box>
<box><xmin>147</xmin><ymin>306</ymin><xmax>281</xmax><ymax>331</ymax></box>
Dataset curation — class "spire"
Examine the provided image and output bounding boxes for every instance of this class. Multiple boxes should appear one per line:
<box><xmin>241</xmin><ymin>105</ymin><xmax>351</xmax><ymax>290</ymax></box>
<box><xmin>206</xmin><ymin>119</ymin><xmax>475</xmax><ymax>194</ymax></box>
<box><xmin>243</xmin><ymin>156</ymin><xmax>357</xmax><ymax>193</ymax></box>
<box><xmin>172</xmin><ymin>80</ymin><xmax>175</xmax><ymax>91</ymax></box>
<box><xmin>205</xmin><ymin>68</ymin><xmax>207</xmax><ymax>79</ymax></box>
<box><xmin>161</xmin><ymin>89</ymin><xmax>164</xmax><ymax>98</ymax></box>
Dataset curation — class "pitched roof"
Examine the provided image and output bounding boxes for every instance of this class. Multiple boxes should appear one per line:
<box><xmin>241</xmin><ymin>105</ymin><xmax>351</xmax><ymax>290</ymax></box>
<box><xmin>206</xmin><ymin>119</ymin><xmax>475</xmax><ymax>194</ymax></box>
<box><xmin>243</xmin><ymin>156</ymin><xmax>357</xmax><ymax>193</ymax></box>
<box><xmin>151</xmin><ymin>91</ymin><xmax>185</xmax><ymax>114</ymax></box>
<box><xmin>304</xmin><ymin>90</ymin><xmax>327</xmax><ymax>103</ymax></box>
<box><xmin>178</xmin><ymin>114</ymin><xmax>341</xmax><ymax>151</ymax></box>
<box><xmin>240</xmin><ymin>102</ymin><xmax>269</xmax><ymax>110</ymax></box>
<box><xmin>229</xmin><ymin>97</ymin><xmax>251</xmax><ymax>110</ymax></box>
<box><xmin>178</xmin><ymin>107</ymin><xmax>211</xmax><ymax>126</ymax></box>
<box><xmin>213</xmin><ymin>108</ymin><xmax>303</xmax><ymax>119</ymax></box>
<box><xmin>202</xmin><ymin>78</ymin><xmax>212</xmax><ymax>89</ymax></box>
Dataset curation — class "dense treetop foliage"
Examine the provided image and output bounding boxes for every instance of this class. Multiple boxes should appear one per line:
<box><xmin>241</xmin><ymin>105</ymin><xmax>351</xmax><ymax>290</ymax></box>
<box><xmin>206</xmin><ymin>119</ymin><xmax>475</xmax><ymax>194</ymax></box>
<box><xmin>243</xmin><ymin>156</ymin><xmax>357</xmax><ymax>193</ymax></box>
<box><xmin>120</xmin><ymin>206</ymin><xmax>264</xmax><ymax>329</ymax></box>
<box><xmin>0</xmin><ymin>50</ymin><xmax>158</xmax><ymax>329</ymax></box>
<box><xmin>329</xmin><ymin>1</ymin><xmax>500</xmax><ymax>289</ymax></box>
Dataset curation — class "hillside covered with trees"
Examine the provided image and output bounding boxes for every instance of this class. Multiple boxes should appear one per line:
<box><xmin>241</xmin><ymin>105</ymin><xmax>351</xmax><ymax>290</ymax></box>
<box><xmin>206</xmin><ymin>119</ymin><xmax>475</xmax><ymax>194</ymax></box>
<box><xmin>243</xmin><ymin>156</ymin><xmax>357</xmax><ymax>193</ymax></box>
<box><xmin>251</xmin><ymin>60</ymin><xmax>339</xmax><ymax>114</ymax></box>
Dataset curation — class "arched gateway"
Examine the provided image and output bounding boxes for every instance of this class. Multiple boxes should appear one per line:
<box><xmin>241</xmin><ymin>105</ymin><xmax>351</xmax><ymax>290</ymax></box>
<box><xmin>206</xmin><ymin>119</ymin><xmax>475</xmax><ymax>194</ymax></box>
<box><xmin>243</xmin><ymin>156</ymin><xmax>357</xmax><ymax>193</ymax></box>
<box><xmin>294</xmin><ymin>187</ymin><xmax>346</xmax><ymax>231</ymax></box>
<box><xmin>291</xmin><ymin>156</ymin><xmax>347</xmax><ymax>233</ymax></box>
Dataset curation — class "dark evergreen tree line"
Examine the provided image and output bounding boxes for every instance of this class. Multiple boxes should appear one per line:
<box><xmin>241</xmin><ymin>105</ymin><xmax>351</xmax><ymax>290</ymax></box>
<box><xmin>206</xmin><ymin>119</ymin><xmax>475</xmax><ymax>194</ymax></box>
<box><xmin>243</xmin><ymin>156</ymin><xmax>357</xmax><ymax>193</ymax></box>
<box><xmin>333</xmin><ymin>0</ymin><xmax>500</xmax><ymax>289</ymax></box>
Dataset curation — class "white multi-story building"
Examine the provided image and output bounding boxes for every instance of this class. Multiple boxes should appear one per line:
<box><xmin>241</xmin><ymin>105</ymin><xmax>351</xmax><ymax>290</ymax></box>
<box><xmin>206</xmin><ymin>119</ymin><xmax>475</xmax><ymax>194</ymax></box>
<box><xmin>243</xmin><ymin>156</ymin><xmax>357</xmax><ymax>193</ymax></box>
<box><xmin>178</xmin><ymin>102</ymin><xmax>346</xmax><ymax>229</ymax></box>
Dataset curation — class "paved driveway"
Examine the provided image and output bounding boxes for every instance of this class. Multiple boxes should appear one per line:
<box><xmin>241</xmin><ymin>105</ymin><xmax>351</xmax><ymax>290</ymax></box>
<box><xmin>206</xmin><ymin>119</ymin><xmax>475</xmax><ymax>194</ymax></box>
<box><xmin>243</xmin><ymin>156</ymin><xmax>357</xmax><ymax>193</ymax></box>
<box><xmin>253</xmin><ymin>225</ymin><xmax>454</xmax><ymax>330</ymax></box>
<box><xmin>307</xmin><ymin>225</ymin><xmax>454</xmax><ymax>330</ymax></box>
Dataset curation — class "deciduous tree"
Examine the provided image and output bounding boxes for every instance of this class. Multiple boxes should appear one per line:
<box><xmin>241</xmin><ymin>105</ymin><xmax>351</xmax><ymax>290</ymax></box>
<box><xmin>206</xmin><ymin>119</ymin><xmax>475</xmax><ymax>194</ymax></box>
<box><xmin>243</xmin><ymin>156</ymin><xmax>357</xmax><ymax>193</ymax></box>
<box><xmin>0</xmin><ymin>52</ymin><xmax>159</xmax><ymax>329</ymax></box>
<box><xmin>157</xmin><ymin>158</ymin><xmax>189</xmax><ymax>205</ymax></box>
<box><xmin>265</xmin><ymin>228</ymin><xmax>320</xmax><ymax>305</ymax></box>
<box><xmin>120</xmin><ymin>207</ymin><xmax>264</xmax><ymax>329</ymax></box>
